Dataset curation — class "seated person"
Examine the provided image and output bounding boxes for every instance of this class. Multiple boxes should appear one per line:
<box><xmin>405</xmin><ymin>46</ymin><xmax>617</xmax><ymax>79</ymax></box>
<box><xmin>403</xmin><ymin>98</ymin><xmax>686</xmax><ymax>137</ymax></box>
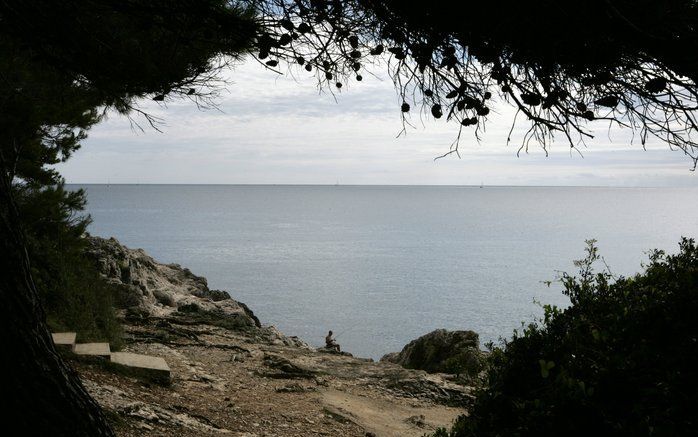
<box><xmin>325</xmin><ymin>330</ymin><xmax>340</xmax><ymax>352</ymax></box>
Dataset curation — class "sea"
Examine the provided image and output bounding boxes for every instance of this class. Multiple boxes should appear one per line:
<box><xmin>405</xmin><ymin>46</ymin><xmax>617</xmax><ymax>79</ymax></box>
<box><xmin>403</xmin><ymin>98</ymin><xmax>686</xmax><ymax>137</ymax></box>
<box><xmin>71</xmin><ymin>184</ymin><xmax>698</xmax><ymax>359</ymax></box>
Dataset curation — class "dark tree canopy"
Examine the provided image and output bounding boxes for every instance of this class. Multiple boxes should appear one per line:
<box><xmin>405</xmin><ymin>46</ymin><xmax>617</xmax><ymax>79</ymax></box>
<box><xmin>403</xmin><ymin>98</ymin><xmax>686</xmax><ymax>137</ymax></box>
<box><xmin>249</xmin><ymin>0</ymin><xmax>698</xmax><ymax>165</ymax></box>
<box><xmin>0</xmin><ymin>1</ymin><xmax>256</xmax><ymax>434</ymax></box>
<box><xmin>1</xmin><ymin>0</ymin><xmax>257</xmax><ymax>185</ymax></box>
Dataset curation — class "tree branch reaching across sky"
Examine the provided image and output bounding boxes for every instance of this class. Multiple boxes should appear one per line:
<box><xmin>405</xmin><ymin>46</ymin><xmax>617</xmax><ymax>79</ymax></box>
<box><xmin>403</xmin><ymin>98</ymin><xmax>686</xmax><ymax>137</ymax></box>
<box><xmin>245</xmin><ymin>0</ymin><xmax>698</xmax><ymax>167</ymax></box>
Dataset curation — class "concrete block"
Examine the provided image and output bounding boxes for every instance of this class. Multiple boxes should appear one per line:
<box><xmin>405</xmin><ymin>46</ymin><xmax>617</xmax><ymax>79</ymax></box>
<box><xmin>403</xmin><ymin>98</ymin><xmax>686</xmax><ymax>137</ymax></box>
<box><xmin>110</xmin><ymin>352</ymin><xmax>171</xmax><ymax>384</ymax></box>
<box><xmin>73</xmin><ymin>342</ymin><xmax>111</xmax><ymax>358</ymax></box>
<box><xmin>51</xmin><ymin>332</ymin><xmax>76</xmax><ymax>350</ymax></box>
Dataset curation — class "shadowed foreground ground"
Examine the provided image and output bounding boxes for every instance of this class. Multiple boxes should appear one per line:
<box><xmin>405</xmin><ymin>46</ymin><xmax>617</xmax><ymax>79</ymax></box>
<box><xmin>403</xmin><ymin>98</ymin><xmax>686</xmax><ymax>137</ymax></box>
<box><xmin>74</xmin><ymin>316</ymin><xmax>470</xmax><ymax>436</ymax></box>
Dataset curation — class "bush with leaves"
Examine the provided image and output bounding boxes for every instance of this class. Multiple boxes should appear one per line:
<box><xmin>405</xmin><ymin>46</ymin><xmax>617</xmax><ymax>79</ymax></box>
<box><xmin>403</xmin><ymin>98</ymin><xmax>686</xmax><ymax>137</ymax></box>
<box><xmin>15</xmin><ymin>182</ymin><xmax>122</xmax><ymax>347</ymax></box>
<box><xmin>436</xmin><ymin>238</ymin><xmax>698</xmax><ymax>436</ymax></box>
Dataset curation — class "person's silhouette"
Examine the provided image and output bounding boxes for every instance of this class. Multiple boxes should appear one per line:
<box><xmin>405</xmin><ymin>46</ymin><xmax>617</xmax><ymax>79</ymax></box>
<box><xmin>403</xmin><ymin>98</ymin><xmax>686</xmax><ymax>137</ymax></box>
<box><xmin>325</xmin><ymin>330</ymin><xmax>340</xmax><ymax>352</ymax></box>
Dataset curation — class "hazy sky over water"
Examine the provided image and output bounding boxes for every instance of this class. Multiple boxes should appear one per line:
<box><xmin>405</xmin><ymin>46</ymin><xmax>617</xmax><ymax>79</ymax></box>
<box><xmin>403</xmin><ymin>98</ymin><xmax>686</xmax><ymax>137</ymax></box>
<box><xmin>58</xmin><ymin>60</ymin><xmax>698</xmax><ymax>186</ymax></box>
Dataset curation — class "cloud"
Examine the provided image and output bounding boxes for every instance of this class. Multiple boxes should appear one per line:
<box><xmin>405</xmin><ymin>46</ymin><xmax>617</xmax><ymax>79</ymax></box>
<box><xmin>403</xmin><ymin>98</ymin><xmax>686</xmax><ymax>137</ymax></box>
<box><xmin>57</xmin><ymin>59</ymin><xmax>698</xmax><ymax>186</ymax></box>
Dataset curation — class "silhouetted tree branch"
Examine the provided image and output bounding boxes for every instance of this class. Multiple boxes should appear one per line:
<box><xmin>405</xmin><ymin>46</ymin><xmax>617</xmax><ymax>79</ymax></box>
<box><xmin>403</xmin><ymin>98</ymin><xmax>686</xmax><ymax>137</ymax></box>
<box><xmin>247</xmin><ymin>0</ymin><xmax>698</xmax><ymax>167</ymax></box>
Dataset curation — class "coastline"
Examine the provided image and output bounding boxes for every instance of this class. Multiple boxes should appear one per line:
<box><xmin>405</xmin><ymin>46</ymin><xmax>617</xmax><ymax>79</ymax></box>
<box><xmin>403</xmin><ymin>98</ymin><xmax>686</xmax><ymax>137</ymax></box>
<box><xmin>72</xmin><ymin>236</ymin><xmax>475</xmax><ymax>435</ymax></box>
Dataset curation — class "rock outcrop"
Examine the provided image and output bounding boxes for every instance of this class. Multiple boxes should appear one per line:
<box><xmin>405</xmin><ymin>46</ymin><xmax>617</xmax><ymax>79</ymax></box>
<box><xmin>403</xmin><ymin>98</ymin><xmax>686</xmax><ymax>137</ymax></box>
<box><xmin>86</xmin><ymin>236</ymin><xmax>260</xmax><ymax>329</ymax></box>
<box><xmin>381</xmin><ymin>329</ymin><xmax>484</xmax><ymax>376</ymax></box>
<box><xmin>74</xmin><ymin>236</ymin><xmax>476</xmax><ymax>436</ymax></box>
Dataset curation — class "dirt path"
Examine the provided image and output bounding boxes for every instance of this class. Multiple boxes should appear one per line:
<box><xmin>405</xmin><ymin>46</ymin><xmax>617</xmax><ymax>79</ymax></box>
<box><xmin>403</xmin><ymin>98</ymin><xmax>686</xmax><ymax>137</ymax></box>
<box><xmin>76</xmin><ymin>319</ymin><xmax>470</xmax><ymax>436</ymax></box>
<box><xmin>320</xmin><ymin>389</ymin><xmax>462</xmax><ymax>436</ymax></box>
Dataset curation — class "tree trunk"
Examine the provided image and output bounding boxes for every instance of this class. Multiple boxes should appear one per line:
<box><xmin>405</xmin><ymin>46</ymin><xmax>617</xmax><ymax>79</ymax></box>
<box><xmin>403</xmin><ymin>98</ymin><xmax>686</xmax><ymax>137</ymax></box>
<box><xmin>0</xmin><ymin>171</ymin><xmax>114</xmax><ymax>436</ymax></box>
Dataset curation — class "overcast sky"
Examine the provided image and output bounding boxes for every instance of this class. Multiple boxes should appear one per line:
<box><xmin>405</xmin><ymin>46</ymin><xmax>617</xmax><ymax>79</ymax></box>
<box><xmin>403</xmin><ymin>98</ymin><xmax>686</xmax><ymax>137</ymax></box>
<box><xmin>58</xmin><ymin>59</ymin><xmax>698</xmax><ymax>186</ymax></box>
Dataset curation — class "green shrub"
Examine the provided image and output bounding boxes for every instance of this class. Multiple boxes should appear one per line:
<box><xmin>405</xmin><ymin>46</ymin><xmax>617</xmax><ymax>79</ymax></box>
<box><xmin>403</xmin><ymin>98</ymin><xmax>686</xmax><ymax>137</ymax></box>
<box><xmin>43</xmin><ymin>258</ymin><xmax>123</xmax><ymax>348</ymax></box>
<box><xmin>441</xmin><ymin>238</ymin><xmax>698</xmax><ymax>436</ymax></box>
<box><xmin>442</xmin><ymin>349</ymin><xmax>485</xmax><ymax>381</ymax></box>
<box><xmin>16</xmin><ymin>182</ymin><xmax>122</xmax><ymax>347</ymax></box>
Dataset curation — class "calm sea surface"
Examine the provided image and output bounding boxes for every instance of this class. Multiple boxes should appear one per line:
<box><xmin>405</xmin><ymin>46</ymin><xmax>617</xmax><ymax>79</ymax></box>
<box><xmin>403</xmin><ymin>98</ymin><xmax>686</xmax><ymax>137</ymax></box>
<box><xmin>71</xmin><ymin>185</ymin><xmax>698</xmax><ymax>359</ymax></box>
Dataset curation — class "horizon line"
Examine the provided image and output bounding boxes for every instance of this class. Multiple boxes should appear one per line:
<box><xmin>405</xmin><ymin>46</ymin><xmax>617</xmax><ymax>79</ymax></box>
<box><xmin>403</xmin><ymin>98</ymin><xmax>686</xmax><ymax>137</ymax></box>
<box><xmin>62</xmin><ymin>182</ymin><xmax>691</xmax><ymax>189</ymax></box>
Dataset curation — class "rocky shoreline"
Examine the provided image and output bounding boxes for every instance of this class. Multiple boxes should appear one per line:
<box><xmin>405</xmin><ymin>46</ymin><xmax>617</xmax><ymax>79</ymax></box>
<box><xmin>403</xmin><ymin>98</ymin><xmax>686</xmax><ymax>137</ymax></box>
<box><xmin>72</xmin><ymin>236</ymin><xmax>479</xmax><ymax>436</ymax></box>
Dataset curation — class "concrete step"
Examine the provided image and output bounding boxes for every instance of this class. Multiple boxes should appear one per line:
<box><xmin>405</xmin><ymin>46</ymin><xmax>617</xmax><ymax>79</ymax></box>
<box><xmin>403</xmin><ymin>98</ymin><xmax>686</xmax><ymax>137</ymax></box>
<box><xmin>73</xmin><ymin>342</ymin><xmax>111</xmax><ymax>358</ymax></box>
<box><xmin>50</xmin><ymin>332</ymin><xmax>171</xmax><ymax>384</ymax></box>
<box><xmin>110</xmin><ymin>352</ymin><xmax>171</xmax><ymax>385</ymax></box>
<box><xmin>51</xmin><ymin>332</ymin><xmax>76</xmax><ymax>350</ymax></box>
